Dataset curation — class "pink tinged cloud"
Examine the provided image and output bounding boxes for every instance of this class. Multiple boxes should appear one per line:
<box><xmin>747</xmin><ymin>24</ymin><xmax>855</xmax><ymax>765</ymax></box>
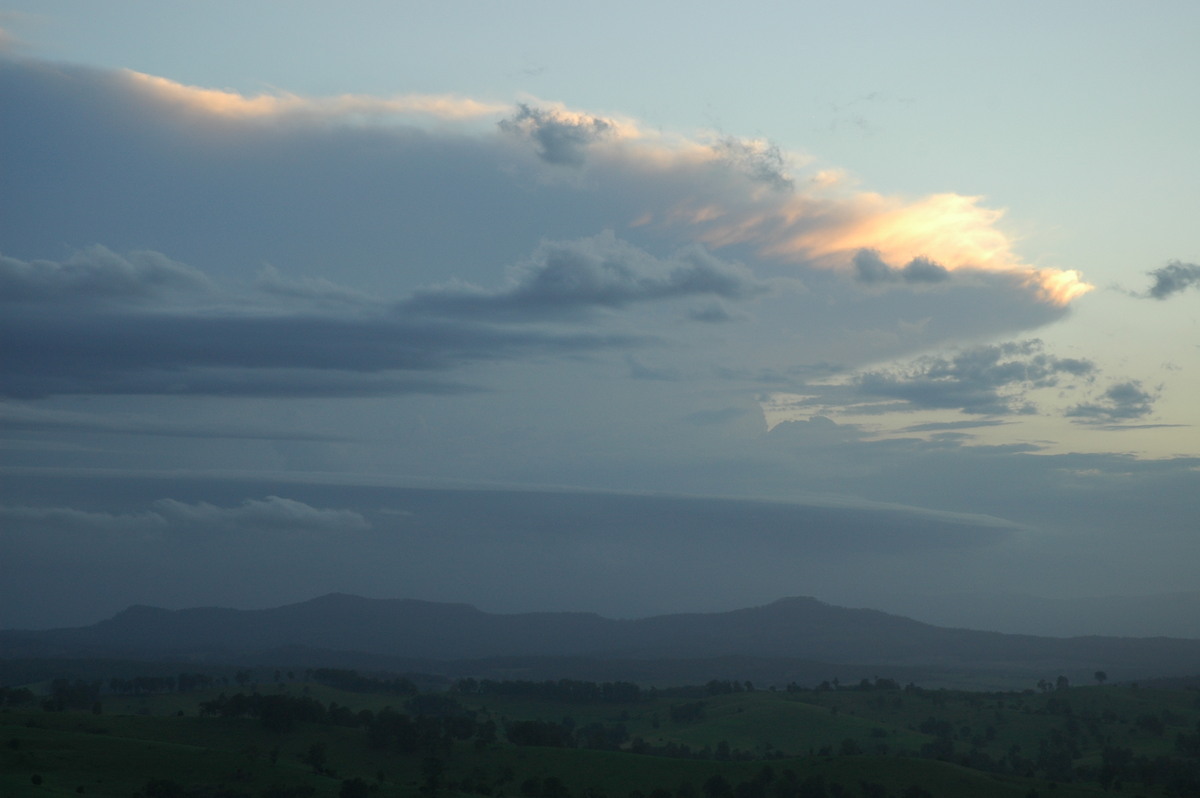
<box><xmin>123</xmin><ymin>70</ymin><xmax>509</xmax><ymax>121</ymax></box>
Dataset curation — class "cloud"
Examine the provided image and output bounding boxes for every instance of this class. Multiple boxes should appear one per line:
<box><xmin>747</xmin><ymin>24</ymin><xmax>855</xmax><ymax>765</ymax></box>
<box><xmin>686</xmin><ymin>302</ymin><xmax>742</xmax><ymax>323</ymax></box>
<box><xmin>0</xmin><ymin>26</ymin><xmax>19</xmax><ymax>53</ymax></box>
<box><xmin>0</xmin><ymin>504</ymin><xmax>166</xmax><ymax>538</ymax></box>
<box><xmin>405</xmin><ymin>231</ymin><xmax>770</xmax><ymax>320</ymax></box>
<box><xmin>711</xmin><ymin>136</ymin><xmax>794</xmax><ymax>190</ymax></box>
<box><xmin>624</xmin><ymin>354</ymin><xmax>682</xmax><ymax>381</ymax></box>
<box><xmin>684</xmin><ymin>407</ymin><xmax>752</xmax><ymax>426</ymax></box>
<box><xmin>899</xmin><ymin>419</ymin><xmax>1012</xmax><ymax>433</ymax></box>
<box><xmin>850</xmin><ymin>340</ymin><xmax>1096</xmax><ymax>415</ymax></box>
<box><xmin>0</xmin><ymin>402</ymin><xmax>350</xmax><ymax>441</ymax></box>
<box><xmin>151</xmin><ymin>496</ymin><xmax>370</xmax><ymax>533</ymax></box>
<box><xmin>254</xmin><ymin>264</ymin><xmax>378</xmax><ymax>307</ymax></box>
<box><xmin>675</xmin><ymin>188</ymin><xmax>1092</xmax><ymax>307</ymax></box>
<box><xmin>0</xmin><ymin>53</ymin><xmax>1089</xmax><ymax>368</ymax></box>
<box><xmin>499</xmin><ymin>103</ymin><xmax>615</xmax><ymax>166</ymax></box>
<box><xmin>0</xmin><ymin>246</ymin><xmax>213</xmax><ymax>304</ymax></box>
<box><xmin>0</xmin><ymin>496</ymin><xmax>368</xmax><ymax>540</ymax></box>
<box><xmin>852</xmin><ymin>249</ymin><xmax>950</xmax><ymax>285</ymax></box>
<box><xmin>0</xmin><ymin>247</ymin><xmax>642</xmax><ymax>399</ymax></box>
<box><xmin>125</xmin><ymin>68</ymin><xmax>507</xmax><ymax>121</ymax></box>
<box><xmin>1144</xmin><ymin>260</ymin><xmax>1200</xmax><ymax>300</ymax></box>
<box><xmin>1066</xmin><ymin>380</ymin><xmax>1158</xmax><ymax>424</ymax></box>
<box><xmin>0</xmin><ymin>54</ymin><xmax>1104</xmax><ymax>425</ymax></box>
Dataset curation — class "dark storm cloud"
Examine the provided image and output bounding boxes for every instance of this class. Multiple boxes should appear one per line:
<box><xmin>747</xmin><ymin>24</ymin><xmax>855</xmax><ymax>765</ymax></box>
<box><xmin>0</xmin><ymin>249</ymin><xmax>644</xmax><ymax>399</ymax></box>
<box><xmin>0</xmin><ymin>306</ymin><xmax>633</xmax><ymax>398</ymax></box>
<box><xmin>498</xmin><ymin>103</ymin><xmax>612</xmax><ymax>166</ymax></box>
<box><xmin>853</xmin><ymin>340</ymin><xmax>1096</xmax><ymax>415</ymax></box>
<box><xmin>404</xmin><ymin>232</ymin><xmax>771</xmax><ymax>320</ymax></box>
<box><xmin>852</xmin><ymin>248</ymin><xmax>950</xmax><ymax>285</ymax></box>
<box><xmin>1144</xmin><ymin>260</ymin><xmax>1200</xmax><ymax>299</ymax></box>
<box><xmin>1066</xmin><ymin>380</ymin><xmax>1158</xmax><ymax>424</ymax></box>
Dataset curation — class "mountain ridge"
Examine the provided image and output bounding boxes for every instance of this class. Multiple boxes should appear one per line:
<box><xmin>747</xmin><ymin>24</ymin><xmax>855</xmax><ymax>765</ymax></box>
<box><xmin>5</xmin><ymin>593</ymin><xmax>1200</xmax><ymax>685</ymax></box>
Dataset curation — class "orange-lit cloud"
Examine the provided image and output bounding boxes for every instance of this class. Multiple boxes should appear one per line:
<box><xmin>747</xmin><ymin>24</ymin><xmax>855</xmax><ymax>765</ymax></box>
<box><xmin>679</xmin><ymin>186</ymin><xmax>1092</xmax><ymax>307</ymax></box>
<box><xmin>124</xmin><ymin>70</ymin><xmax>507</xmax><ymax>121</ymax></box>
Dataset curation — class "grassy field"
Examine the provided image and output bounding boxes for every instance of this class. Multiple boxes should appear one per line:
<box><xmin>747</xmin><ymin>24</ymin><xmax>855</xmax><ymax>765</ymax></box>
<box><xmin>3</xmin><ymin>673</ymin><xmax>1199</xmax><ymax>797</ymax></box>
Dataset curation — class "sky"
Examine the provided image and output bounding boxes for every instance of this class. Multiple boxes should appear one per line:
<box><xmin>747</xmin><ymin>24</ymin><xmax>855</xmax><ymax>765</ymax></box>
<box><xmin>1</xmin><ymin>1</ymin><xmax>1198</xmax><ymax>632</ymax></box>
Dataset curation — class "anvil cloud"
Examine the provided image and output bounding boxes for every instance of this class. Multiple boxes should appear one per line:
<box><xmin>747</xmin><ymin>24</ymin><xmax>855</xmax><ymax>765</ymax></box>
<box><xmin>0</xmin><ymin>27</ymin><xmax>1195</xmax><ymax>633</ymax></box>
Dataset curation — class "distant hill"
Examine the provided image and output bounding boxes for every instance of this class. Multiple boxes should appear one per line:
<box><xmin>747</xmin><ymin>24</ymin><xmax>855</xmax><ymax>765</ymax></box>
<box><xmin>4</xmin><ymin>594</ymin><xmax>1200</xmax><ymax>686</ymax></box>
<box><xmin>873</xmin><ymin>590</ymin><xmax>1200</xmax><ymax>637</ymax></box>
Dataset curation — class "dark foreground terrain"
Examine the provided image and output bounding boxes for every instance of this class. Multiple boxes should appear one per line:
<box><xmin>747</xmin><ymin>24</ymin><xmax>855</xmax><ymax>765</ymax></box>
<box><xmin>4</xmin><ymin>667</ymin><xmax>1200</xmax><ymax>798</ymax></box>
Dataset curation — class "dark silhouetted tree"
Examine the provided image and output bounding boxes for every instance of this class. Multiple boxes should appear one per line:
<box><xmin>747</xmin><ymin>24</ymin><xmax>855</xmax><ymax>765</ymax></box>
<box><xmin>340</xmin><ymin>778</ymin><xmax>370</xmax><ymax>798</ymax></box>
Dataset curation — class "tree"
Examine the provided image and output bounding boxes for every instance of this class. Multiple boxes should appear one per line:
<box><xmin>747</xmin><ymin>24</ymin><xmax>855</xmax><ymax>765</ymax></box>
<box><xmin>421</xmin><ymin>756</ymin><xmax>444</xmax><ymax>796</ymax></box>
<box><xmin>1094</xmin><ymin>670</ymin><xmax>1107</xmax><ymax>685</ymax></box>
<box><xmin>301</xmin><ymin>742</ymin><xmax>327</xmax><ymax>774</ymax></box>
<box><xmin>340</xmin><ymin>778</ymin><xmax>370</xmax><ymax>798</ymax></box>
<box><xmin>702</xmin><ymin>774</ymin><xmax>733</xmax><ymax>798</ymax></box>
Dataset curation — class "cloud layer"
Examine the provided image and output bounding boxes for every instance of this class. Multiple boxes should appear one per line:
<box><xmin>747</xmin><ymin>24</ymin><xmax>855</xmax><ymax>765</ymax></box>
<box><xmin>0</xmin><ymin>247</ymin><xmax>648</xmax><ymax>399</ymax></box>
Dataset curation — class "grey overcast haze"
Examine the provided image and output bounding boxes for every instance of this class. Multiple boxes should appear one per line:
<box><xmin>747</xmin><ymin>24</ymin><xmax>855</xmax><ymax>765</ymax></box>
<box><xmin>1</xmin><ymin>1</ymin><xmax>1198</xmax><ymax>633</ymax></box>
